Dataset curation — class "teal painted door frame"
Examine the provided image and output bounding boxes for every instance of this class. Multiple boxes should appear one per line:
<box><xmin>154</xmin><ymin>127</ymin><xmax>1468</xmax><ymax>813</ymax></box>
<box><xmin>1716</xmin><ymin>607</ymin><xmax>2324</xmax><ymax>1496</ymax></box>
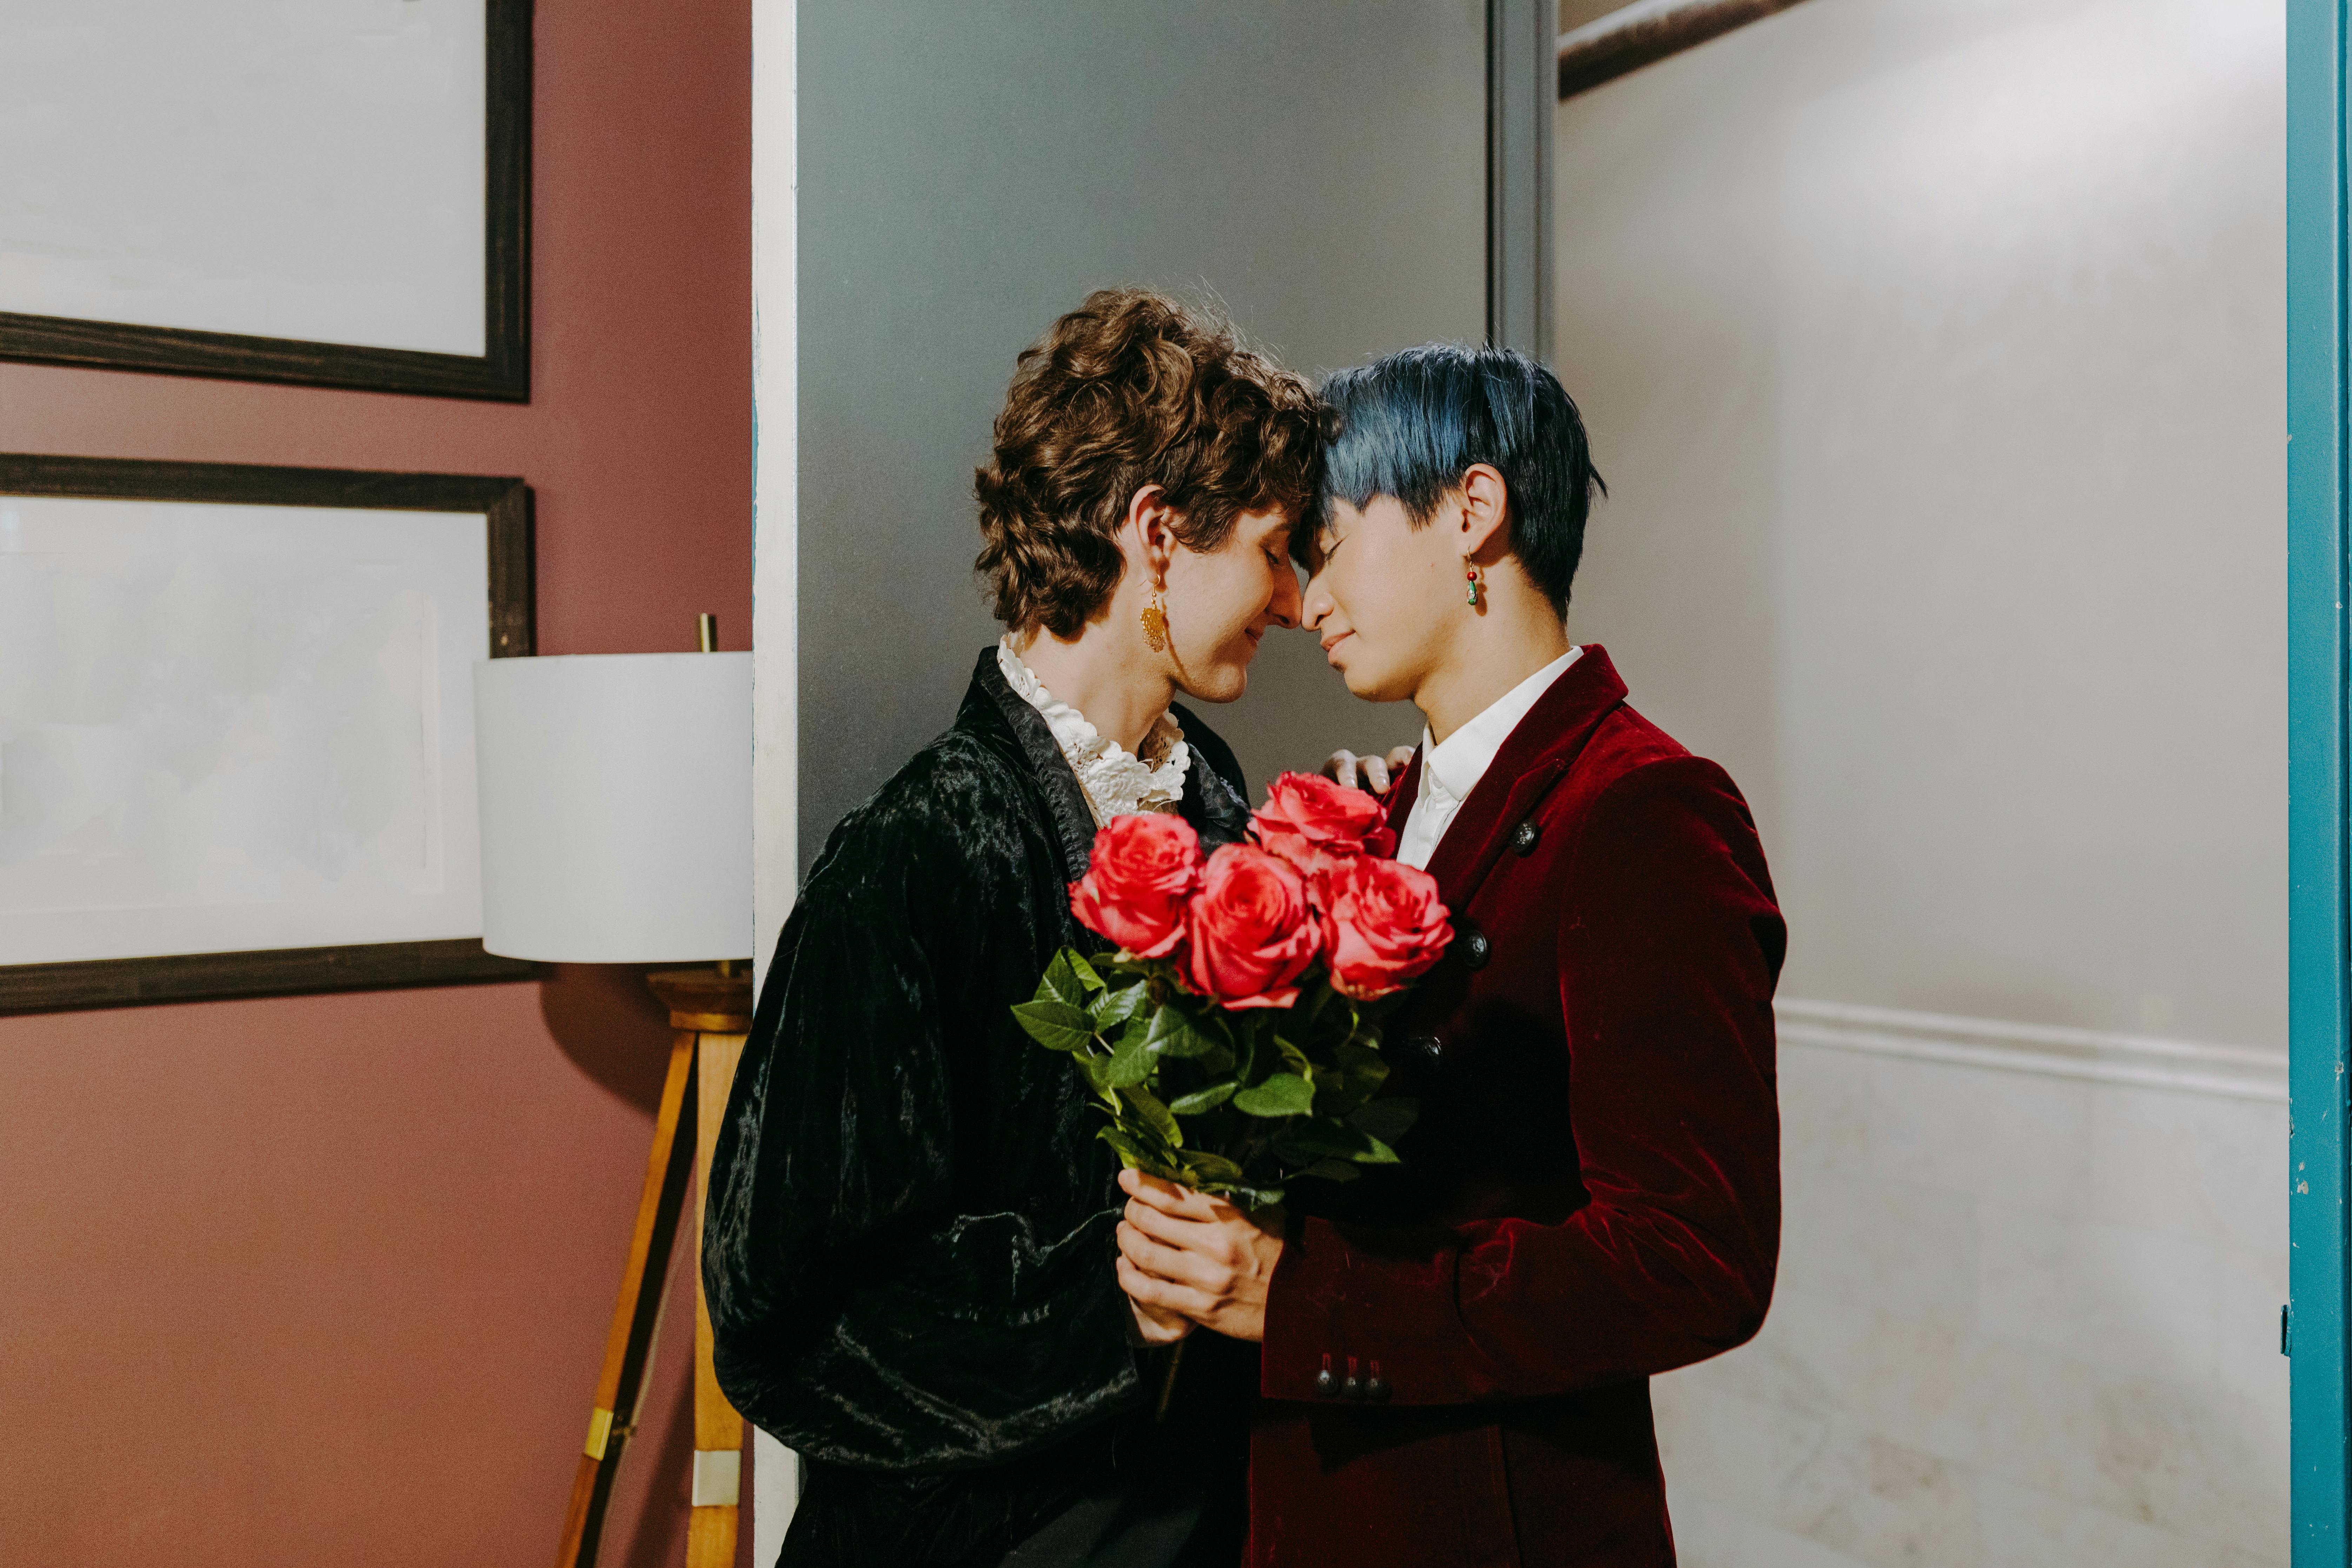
<box><xmin>2291</xmin><ymin>0</ymin><xmax>2352</xmax><ymax>1556</ymax></box>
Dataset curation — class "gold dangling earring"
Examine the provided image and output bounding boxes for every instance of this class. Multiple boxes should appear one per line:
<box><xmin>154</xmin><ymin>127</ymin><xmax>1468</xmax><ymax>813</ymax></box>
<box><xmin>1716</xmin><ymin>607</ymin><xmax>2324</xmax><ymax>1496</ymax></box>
<box><xmin>1466</xmin><ymin>561</ymin><xmax>1483</xmax><ymax>608</ymax></box>
<box><xmin>1141</xmin><ymin>579</ymin><xmax>1170</xmax><ymax>652</ymax></box>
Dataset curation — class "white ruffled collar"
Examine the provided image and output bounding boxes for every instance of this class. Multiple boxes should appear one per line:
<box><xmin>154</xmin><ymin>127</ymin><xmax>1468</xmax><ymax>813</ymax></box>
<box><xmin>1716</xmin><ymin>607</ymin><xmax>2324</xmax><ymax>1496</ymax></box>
<box><xmin>997</xmin><ymin>635</ymin><xmax>1191</xmax><ymax>824</ymax></box>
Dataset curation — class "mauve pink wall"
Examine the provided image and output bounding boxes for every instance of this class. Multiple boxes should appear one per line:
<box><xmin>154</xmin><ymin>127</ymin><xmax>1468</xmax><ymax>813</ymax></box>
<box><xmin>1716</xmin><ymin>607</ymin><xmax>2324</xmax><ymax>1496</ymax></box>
<box><xmin>0</xmin><ymin>4</ymin><xmax>752</xmax><ymax>1565</ymax></box>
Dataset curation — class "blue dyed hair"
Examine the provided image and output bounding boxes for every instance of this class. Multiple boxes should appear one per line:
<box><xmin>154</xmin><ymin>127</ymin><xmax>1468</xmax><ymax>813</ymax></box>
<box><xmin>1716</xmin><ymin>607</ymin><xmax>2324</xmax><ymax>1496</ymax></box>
<box><xmin>1315</xmin><ymin>345</ymin><xmax>1605</xmax><ymax>614</ymax></box>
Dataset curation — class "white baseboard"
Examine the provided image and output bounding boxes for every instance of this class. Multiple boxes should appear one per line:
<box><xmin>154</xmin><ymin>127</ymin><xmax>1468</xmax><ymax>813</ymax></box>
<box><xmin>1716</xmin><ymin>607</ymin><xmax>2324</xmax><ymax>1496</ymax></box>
<box><xmin>1775</xmin><ymin>997</ymin><xmax>2288</xmax><ymax>1104</ymax></box>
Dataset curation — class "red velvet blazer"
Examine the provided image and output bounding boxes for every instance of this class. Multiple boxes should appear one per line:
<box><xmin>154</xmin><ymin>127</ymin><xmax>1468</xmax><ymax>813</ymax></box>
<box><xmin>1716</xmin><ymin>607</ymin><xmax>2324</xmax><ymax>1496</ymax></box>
<box><xmin>1249</xmin><ymin>646</ymin><xmax>1785</xmax><ymax>1568</ymax></box>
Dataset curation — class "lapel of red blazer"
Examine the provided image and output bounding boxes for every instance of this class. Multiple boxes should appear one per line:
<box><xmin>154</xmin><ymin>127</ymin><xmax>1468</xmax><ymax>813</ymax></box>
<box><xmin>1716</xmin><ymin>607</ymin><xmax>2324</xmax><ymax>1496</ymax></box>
<box><xmin>1383</xmin><ymin>752</ymin><xmax>1423</xmax><ymax>841</ymax></box>
<box><xmin>1414</xmin><ymin>644</ymin><xmax>1630</xmax><ymax>913</ymax></box>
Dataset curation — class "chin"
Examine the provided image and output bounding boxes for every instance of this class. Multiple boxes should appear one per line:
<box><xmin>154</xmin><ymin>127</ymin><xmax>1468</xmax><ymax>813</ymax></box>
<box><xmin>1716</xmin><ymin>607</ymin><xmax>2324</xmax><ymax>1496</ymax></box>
<box><xmin>1338</xmin><ymin>659</ymin><xmax>1405</xmax><ymax>704</ymax></box>
<box><xmin>1180</xmin><ymin>664</ymin><xmax>1250</xmax><ymax>705</ymax></box>
<box><xmin>1179</xmin><ymin>635</ymin><xmax>1263</xmax><ymax>705</ymax></box>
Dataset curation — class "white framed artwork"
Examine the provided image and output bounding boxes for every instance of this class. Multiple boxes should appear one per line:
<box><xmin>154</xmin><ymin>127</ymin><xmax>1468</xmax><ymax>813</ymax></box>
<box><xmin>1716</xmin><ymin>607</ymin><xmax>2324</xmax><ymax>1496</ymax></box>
<box><xmin>0</xmin><ymin>0</ymin><xmax>529</xmax><ymax>400</ymax></box>
<box><xmin>0</xmin><ymin>454</ymin><xmax>534</xmax><ymax>1010</ymax></box>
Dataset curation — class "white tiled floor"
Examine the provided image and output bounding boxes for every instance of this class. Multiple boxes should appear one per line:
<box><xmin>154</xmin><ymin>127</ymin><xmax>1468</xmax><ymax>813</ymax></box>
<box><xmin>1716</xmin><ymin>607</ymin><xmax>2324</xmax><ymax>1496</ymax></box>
<box><xmin>1654</xmin><ymin>1042</ymin><xmax>2288</xmax><ymax>1566</ymax></box>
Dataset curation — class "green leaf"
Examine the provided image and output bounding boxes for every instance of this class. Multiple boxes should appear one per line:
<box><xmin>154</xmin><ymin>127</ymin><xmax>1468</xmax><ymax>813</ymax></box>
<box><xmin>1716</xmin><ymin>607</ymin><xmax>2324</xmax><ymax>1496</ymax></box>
<box><xmin>1118</xmin><ymin>1084</ymin><xmax>1182</xmax><ymax>1148</ymax></box>
<box><xmin>1068</xmin><ymin>949</ymin><xmax>1108</xmax><ymax>992</ymax></box>
<box><xmin>1274</xmin><ymin>1119</ymin><xmax>1400</xmax><ymax>1165</ymax></box>
<box><xmin>1335</xmin><ymin>1039</ymin><xmax>1389</xmax><ymax>1084</ymax></box>
<box><xmin>1232</xmin><ymin>1071</ymin><xmax>1315</xmax><ymax>1118</ymax></box>
<box><xmin>1042</xmin><ymin>950</ymin><xmax>1091</xmax><ymax>1008</ymax></box>
<box><xmin>1177</xmin><ymin>1150</ymin><xmax>1248</xmax><ymax>1186</ymax></box>
<box><xmin>1348</xmin><ymin>1097</ymin><xmax>1419</xmax><ymax>1144</ymax></box>
<box><xmin>1298</xmin><ymin>1158</ymin><xmax>1362</xmax><ymax>1184</ymax></box>
<box><xmin>1167</xmin><ymin>1080</ymin><xmax>1240</xmax><ymax>1116</ymax></box>
<box><xmin>1316</xmin><ymin>1041</ymin><xmax>1390</xmax><ymax>1114</ymax></box>
<box><xmin>1144</xmin><ymin>1004</ymin><xmax>1223</xmax><ymax>1060</ymax></box>
<box><xmin>1011</xmin><ymin>999</ymin><xmax>1096</xmax><ymax>1054</ymax></box>
<box><xmin>1270</xmin><ymin>1120</ymin><xmax>1356</xmax><ymax>1162</ymax></box>
<box><xmin>1097</xmin><ymin>1124</ymin><xmax>1180</xmax><ymax>1180</ymax></box>
<box><xmin>1274</xmin><ymin>1035</ymin><xmax>1314</xmax><ymax>1079</ymax></box>
<box><xmin>1103</xmin><ymin>1025</ymin><xmax>1156</xmax><ymax>1088</ymax></box>
<box><xmin>1301</xmin><ymin>998</ymin><xmax>1356</xmax><ymax>1050</ymax></box>
<box><xmin>1091</xmin><ymin>981</ymin><xmax>1151</xmax><ymax>1033</ymax></box>
<box><xmin>1230</xmin><ymin>1017</ymin><xmax>1263</xmax><ymax>1083</ymax></box>
<box><xmin>1072</xmin><ymin>1050</ymin><xmax>1121</xmax><ymax>1106</ymax></box>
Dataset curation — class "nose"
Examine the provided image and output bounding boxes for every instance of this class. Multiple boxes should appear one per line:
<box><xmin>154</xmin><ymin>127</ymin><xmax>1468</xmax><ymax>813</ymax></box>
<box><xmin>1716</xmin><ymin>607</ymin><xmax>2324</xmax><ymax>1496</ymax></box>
<box><xmin>1267</xmin><ymin>561</ymin><xmax>1303</xmax><ymax>630</ymax></box>
<box><xmin>1298</xmin><ymin>568</ymin><xmax>1330</xmax><ymax>631</ymax></box>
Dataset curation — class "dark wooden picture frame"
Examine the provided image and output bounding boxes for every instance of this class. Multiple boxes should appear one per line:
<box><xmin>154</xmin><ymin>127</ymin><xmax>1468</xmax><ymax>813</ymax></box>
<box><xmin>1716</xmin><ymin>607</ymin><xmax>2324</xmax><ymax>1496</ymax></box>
<box><xmin>0</xmin><ymin>454</ymin><xmax>540</xmax><ymax>1014</ymax></box>
<box><xmin>1558</xmin><ymin>0</ymin><xmax>1811</xmax><ymax>101</ymax></box>
<box><xmin>0</xmin><ymin>1</ymin><xmax>532</xmax><ymax>402</ymax></box>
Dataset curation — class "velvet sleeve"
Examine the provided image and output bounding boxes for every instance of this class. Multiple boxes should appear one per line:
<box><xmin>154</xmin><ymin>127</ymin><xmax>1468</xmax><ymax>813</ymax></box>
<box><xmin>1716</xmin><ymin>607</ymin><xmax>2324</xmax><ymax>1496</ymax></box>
<box><xmin>701</xmin><ymin>760</ymin><xmax>1141</xmax><ymax>1468</ymax></box>
<box><xmin>1261</xmin><ymin>757</ymin><xmax>1784</xmax><ymax>1404</ymax></box>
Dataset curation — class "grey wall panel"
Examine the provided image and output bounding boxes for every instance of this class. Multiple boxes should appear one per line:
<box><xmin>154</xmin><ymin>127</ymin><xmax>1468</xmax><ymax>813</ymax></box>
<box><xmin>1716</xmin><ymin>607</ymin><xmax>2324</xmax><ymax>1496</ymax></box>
<box><xmin>1556</xmin><ymin>0</ymin><xmax>2285</xmax><ymax>1044</ymax></box>
<box><xmin>798</xmin><ymin>0</ymin><xmax>1484</xmax><ymax>869</ymax></box>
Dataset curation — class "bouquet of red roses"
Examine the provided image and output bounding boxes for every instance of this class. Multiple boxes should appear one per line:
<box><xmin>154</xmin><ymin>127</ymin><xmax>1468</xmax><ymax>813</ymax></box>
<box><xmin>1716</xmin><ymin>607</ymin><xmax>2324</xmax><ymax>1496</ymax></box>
<box><xmin>1012</xmin><ymin>772</ymin><xmax>1454</xmax><ymax>1210</ymax></box>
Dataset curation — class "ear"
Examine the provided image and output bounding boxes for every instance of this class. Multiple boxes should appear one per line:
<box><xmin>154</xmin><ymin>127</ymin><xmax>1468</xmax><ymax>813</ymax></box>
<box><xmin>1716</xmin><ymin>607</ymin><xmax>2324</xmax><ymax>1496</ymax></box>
<box><xmin>1123</xmin><ymin>484</ymin><xmax>1177</xmax><ymax>584</ymax></box>
<box><xmin>1454</xmin><ymin>464</ymin><xmax>1513</xmax><ymax>563</ymax></box>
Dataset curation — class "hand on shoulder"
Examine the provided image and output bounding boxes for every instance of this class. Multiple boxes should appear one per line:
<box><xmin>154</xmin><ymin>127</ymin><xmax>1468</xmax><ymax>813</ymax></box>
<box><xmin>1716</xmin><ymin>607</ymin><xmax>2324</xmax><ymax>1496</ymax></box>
<box><xmin>1320</xmin><ymin>744</ymin><xmax>1417</xmax><ymax>797</ymax></box>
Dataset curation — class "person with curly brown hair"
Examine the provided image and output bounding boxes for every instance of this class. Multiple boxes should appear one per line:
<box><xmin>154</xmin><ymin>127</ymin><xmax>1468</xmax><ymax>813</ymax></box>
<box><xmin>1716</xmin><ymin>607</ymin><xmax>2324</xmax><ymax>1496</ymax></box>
<box><xmin>703</xmin><ymin>288</ymin><xmax>1320</xmax><ymax>1568</ymax></box>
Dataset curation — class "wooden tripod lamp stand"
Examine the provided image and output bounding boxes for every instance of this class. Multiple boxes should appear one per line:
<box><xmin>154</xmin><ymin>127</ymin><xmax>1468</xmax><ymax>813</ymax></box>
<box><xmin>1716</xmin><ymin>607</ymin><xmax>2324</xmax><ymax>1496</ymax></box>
<box><xmin>473</xmin><ymin>617</ymin><xmax>757</xmax><ymax>1568</ymax></box>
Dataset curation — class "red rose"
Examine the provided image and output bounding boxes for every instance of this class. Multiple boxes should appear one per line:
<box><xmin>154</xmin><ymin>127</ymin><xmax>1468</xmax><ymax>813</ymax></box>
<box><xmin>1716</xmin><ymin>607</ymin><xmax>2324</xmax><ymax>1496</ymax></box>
<box><xmin>1251</xmin><ymin>771</ymin><xmax>1397</xmax><ymax>883</ymax></box>
<box><xmin>1069</xmin><ymin>813</ymin><xmax>1203</xmax><ymax>958</ymax></box>
<box><xmin>1319</xmin><ymin>854</ymin><xmax>1454</xmax><ymax>1001</ymax></box>
<box><xmin>1183</xmin><ymin>843</ymin><xmax>1321</xmax><ymax>1009</ymax></box>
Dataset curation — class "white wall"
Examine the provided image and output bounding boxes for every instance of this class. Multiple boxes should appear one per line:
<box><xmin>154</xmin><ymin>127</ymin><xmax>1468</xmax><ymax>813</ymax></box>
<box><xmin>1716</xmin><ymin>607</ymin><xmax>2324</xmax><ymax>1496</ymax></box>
<box><xmin>1555</xmin><ymin>0</ymin><xmax>2287</xmax><ymax>1561</ymax></box>
<box><xmin>750</xmin><ymin>0</ymin><xmax>799</xmax><ymax>1548</ymax></box>
<box><xmin>1670</xmin><ymin>1030</ymin><xmax>2288</xmax><ymax>1567</ymax></box>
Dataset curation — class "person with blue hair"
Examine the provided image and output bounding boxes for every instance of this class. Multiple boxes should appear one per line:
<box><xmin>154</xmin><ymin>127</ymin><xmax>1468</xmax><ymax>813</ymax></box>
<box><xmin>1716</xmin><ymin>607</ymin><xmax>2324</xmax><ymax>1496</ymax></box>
<box><xmin>1113</xmin><ymin>344</ymin><xmax>1787</xmax><ymax>1568</ymax></box>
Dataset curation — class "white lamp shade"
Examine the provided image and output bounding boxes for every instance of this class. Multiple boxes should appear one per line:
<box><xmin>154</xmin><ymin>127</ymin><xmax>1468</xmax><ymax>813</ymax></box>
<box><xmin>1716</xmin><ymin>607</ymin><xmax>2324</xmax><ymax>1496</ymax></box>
<box><xmin>473</xmin><ymin>653</ymin><xmax>753</xmax><ymax>963</ymax></box>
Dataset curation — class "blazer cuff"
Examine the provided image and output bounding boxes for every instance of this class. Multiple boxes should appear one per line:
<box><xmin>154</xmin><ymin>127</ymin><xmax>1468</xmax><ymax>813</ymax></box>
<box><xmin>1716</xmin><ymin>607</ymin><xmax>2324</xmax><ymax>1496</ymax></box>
<box><xmin>1261</xmin><ymin>1213</ymin><xmax>1484</xmax><ymax>1407</ymax></box>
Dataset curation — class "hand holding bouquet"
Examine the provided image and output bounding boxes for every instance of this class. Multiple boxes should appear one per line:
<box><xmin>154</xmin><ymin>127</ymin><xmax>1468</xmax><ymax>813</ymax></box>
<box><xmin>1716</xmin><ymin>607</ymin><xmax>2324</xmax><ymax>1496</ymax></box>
<box><xmin>1014</xmin><ymin>773</ymin><xmax>1454</xmax><ymax>1210</ymax></box>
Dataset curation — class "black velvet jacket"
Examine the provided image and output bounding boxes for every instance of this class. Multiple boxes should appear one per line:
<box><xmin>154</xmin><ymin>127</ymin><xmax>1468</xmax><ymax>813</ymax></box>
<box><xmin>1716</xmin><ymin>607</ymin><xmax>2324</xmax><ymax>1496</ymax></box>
<box><xmin>704</xmin><ymin>650</ymin><xmax>1257</xmax><ymax>1567</ymax></box>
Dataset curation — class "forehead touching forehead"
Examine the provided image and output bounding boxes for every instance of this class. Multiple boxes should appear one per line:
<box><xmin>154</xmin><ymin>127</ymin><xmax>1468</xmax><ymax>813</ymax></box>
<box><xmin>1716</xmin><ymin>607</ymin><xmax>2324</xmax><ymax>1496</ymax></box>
<box><xmin>1311</xmin><ymin>343</ymin><xmax>1607</xmax><ymax>611</ymax></box>
<box><xmin>1294</xmin><ymin>497</ymin><xmax>1350</xmax><ymax>570</ymax></box>
<box><xmin>1221</xmin><ymin>502</ymin><xmax>1293</xmax><ymax>560</ymax></box>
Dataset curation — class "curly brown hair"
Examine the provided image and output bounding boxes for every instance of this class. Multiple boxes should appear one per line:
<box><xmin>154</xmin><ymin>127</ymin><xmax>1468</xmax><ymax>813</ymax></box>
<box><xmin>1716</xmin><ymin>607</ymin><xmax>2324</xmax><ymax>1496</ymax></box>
<box><xmin>975</xmin><ymin>288</ymin><xmax>1324</xmax><ymax>637</ymax></box>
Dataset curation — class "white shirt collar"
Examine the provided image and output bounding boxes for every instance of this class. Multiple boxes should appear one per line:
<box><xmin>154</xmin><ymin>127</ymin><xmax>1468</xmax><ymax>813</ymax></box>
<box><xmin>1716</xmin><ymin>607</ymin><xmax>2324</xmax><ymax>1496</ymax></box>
<box><xmin>1396</xmin><ymin>647</ymin><xmax>1581</xmax><ymax>870</ymax></box>
<box><xmin>1419</xmin><ymin>646</ymin><xmax>1584</xmax><ymax>808</ymax></box>
<box><xmin>996</xmin><ymin>635</ymin><xmax>1191</xmax><ymax>825</ymax></box>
